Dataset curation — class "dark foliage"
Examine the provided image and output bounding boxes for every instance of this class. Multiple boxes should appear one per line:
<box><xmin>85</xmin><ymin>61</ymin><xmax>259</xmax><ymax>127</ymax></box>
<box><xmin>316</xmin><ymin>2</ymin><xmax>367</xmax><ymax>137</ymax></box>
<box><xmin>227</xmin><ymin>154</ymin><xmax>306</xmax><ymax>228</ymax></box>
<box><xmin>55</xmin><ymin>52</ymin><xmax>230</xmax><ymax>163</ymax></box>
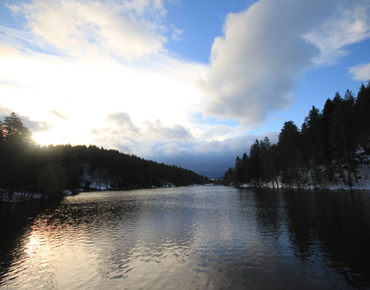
<box><xmin>224</xmin><ymin>81</ymin><xmax>370</xmax><ymax>189</ymax></box>
<box><xmin>0</xmin><ymin>113</ymin><xmax>207</xmax><ymax>200</ymax></box>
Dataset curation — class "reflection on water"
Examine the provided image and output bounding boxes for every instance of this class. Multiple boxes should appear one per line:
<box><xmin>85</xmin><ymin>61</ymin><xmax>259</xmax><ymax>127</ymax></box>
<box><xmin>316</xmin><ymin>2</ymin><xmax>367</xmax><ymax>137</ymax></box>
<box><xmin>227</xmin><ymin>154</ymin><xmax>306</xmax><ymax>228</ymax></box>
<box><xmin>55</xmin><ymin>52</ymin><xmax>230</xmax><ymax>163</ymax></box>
<box><xmin>1</xmin><ymin>187</ymin><xmax>370</xmax><ymax>289</ymax></box>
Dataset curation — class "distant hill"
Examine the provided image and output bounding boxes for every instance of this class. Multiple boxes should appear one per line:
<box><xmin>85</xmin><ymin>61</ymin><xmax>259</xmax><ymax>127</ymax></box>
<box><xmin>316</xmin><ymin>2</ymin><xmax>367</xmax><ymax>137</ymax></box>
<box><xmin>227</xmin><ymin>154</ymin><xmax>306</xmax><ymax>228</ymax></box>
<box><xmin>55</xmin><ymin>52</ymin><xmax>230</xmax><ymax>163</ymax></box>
<box><xmin>0</xmin><ymin>113</ymin><xmax>208</xmax><ymax>201</ymax></box>
<box><xmin>198</xmin><ymin>172</ymin><xmax>225</xmax><ymax>179</ymax></box>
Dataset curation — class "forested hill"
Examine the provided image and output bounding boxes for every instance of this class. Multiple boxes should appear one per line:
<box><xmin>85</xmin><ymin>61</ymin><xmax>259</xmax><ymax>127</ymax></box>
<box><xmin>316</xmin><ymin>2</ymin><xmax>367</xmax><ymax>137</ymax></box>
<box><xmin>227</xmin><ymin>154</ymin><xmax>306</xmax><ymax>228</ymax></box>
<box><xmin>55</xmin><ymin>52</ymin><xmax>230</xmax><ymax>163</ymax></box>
<box><xmin>224</xmin><ymin>81</ymin><xmax>370</xmax><ymax>190</ymax></box>
<box><xmin>0</xmin><ymin>113</ymin><xmax>208</xmax><ymax>200</ymax></box>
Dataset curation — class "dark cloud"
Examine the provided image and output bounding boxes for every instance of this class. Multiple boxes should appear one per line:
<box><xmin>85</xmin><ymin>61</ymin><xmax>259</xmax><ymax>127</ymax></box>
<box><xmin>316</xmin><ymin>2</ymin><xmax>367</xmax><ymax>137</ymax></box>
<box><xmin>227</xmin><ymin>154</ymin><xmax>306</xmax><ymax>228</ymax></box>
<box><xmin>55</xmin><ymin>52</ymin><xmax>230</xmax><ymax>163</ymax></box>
<box><xmin>148</xmin><ymin>131</ymin><xmax>279</xmax><ymax>173</ymax></box>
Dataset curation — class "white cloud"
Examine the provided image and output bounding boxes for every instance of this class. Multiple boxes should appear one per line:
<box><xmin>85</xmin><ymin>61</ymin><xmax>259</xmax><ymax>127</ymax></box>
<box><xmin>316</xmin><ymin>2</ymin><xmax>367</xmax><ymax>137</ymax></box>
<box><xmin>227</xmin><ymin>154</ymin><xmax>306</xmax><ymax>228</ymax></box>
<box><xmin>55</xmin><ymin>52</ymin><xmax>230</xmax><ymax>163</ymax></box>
<box><xmin>201</xmin><ymin>0</ymin><xmax>370</xmax><ymax>125</ymax></box>
<box><xmin>50</xmin><ymin>110</ymin><xmax>68</xmax><ymax>120</ymax></box>
<box><xmin>0</xmin><ymin>104</ymin><xmax>52</xmax><ymax>133</ymax></box>
<box><xmin>161</xmin><ymin>142</ymin><xmax>183</xmax><ymax>157</ymax></box>
<box><xmin>107</xmin><ymin>112</ymin><xmax>139</xmax><ymax>133</ymax></box>
<box><xmin>144</xmin><ymin>119</ymin><xmax>193</xmax><ymax>141</ymax></box>
<box><xmin>0</xmin><ymin>42</ymin><xmax>21</xmax><ymax>57</ymax></box>
<box><xmin>193</xmin><ymin>124</ymin><xmax>236</xmax><ymax>142</ymax></box>
<box><xmin>0</xmin><ymin>49</ymin><xmax>206</xmax><ymax>146</ymax></box>
<box><xmin>305</xmin><ymin>0</ymin><xmax>370</xmax><ymax>66</ymax></box>
<box><xmin>171</xmin><ymin>28</ymin><xmax>184</xmax><ymax>41</ymax></box>
<box><xmin>349</xmin><ymin>63</ymin><xmax>370</xmax><ymax>81</ymax></box>
<box><xmin>7</xmin><ymin>0</ymin><xmax>168</xmax><ymax>60</ymax></box>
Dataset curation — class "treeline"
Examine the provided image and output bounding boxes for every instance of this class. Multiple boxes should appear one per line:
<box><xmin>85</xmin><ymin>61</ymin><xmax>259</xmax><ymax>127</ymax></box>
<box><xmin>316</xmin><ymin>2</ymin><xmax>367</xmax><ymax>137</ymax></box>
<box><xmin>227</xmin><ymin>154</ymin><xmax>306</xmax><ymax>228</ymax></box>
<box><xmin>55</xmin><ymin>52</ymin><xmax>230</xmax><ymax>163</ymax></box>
<box><xmin>224</xmin><ymin>81</ymin><xmax>370</xmax><ymax>189</ymax></box>
<box><xmin>0</xmin><ymin>113</ymin><xmax>208</xmax><ymax>200</ymax></box>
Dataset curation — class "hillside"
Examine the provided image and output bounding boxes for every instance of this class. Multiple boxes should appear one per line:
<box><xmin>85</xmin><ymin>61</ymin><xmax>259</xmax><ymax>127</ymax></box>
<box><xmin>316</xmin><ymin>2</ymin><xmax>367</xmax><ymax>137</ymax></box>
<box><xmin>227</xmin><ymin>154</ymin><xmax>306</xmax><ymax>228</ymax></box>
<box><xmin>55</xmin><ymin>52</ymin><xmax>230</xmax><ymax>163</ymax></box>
<box><xmin>0</xmin><ymin>113</ymin><xmax>208</xmax><ymax>202</ymax></box>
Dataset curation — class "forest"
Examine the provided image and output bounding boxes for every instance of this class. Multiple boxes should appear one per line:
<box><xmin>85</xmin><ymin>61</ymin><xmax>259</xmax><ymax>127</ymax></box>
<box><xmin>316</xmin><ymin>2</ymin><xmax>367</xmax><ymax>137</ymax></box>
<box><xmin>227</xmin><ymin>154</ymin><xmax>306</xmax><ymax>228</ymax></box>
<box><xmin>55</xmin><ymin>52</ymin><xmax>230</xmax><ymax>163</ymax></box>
<box><xmin>223</xmin><ymin>81</ymin><xmax>370</xmax><ymax>190</ymax></box>
<box><xmin>0</xmin><ymin>113</ymin><xmax>208</xmax><ymax>201</ymax></box>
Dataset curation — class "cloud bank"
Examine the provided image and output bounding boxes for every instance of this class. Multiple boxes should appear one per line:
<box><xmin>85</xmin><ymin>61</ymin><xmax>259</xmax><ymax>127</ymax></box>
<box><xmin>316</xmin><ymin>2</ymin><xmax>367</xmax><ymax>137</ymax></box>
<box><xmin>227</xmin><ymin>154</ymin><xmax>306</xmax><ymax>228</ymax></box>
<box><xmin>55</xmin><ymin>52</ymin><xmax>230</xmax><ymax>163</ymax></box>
<box><xmin>201</xmin><ymin>0</ymin><xmax>370</xmax><ymax>125</ymax></box>
<box><xmin>7</xmin><ymin>0</ymin><xmax>167</xmax><ymax>59</ymax></box>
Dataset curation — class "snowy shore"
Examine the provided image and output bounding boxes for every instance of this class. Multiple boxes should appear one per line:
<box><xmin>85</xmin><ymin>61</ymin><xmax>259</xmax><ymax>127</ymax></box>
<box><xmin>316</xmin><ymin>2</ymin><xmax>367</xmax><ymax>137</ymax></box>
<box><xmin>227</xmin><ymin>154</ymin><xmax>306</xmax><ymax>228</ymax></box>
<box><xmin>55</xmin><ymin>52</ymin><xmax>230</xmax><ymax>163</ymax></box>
<box><xmin>239</xmin><ymin>164</ymin><xmax>370</xmax><ymax>191</ymax></box>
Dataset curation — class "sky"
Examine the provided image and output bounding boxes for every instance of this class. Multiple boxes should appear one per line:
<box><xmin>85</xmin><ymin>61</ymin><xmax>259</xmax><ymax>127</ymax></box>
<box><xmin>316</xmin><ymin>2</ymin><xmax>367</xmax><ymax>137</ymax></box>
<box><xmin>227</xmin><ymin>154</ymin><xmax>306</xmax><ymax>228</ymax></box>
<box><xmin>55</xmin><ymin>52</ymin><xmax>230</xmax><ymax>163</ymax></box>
<box><xmin>1</xmin><ymin>0</ymin><xmax>370</xmax><ymax>175</ymax></box>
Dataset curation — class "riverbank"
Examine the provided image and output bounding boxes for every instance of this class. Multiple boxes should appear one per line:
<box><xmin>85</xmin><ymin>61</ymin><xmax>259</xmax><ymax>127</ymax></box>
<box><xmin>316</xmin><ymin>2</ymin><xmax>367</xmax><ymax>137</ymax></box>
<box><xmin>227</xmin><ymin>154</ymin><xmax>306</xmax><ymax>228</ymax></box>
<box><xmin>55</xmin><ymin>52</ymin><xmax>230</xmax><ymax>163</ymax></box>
<box><xmin>0</xmin><ymin>189</ymin><xmax>74</xmax><ymax>203</ymax></box>
<box><xmin>0</xmin><ymin>181</ymin><xmax>207</xmax><ymax>203</ymax></box>
<box><xmin>238</xmin><ymin>164</ymin><xmax>370</xmax><ymax>191</ymax></box>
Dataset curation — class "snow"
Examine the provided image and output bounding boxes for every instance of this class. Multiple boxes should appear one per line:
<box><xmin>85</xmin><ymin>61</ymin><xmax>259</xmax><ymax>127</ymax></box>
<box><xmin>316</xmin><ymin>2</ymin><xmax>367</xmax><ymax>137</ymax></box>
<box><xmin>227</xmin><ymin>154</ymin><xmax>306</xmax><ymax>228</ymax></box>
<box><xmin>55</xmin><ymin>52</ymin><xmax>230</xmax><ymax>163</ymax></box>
<box><xmin>1</xmin><ymin>191</ymin><xmax>44</xmax><ymax>203</ymax></box>
<box><xmin>62</xmin><ymin>189</ymin><xmax>72</xmax><ymax>196</ymax></box>
<box><xmin>240</xmin><ymin>164</ymin><xmax>370</xmax><ymax>191</ymax></box>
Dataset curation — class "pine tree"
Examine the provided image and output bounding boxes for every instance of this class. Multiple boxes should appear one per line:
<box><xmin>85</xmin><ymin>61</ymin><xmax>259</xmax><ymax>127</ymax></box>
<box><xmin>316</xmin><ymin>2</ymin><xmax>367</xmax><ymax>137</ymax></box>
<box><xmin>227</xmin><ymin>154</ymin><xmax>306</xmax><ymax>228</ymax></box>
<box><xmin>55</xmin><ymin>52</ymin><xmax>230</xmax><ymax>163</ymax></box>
<box><xmin>322</xmin><ymin>98</ymin><xmax>335</xmax><ymax>166</ymax></box>
<box><xmin>235</xmin><ymin>156</ymin><xmax>242</xmax><ymax>186</ymax></box>
<box><xmin>355</xmin><ymin>81</ymin><xmax>370</xmax><ymax>153</ymax></box>
<box><xmin>3</xmin><ymin>112</ymin><xmax>34</xmax><ymax>149</ymax></box>
<box><xmin>260</xmin><ymin>136</ymin><xmax>275</xmax><ymax>187</ymax></box>
<box><xmin>278</xmin><ymin>121</ymin><xmax>302</xmax><ymax>186</ymax></box>
<box><xmin>301</xmin><ymin>106</ymin><xmax>325</xmax><ymax>185</ymax></box>
<box><xmin>241</xmin><ymin>152</ymin><xmax>250</xmax><ymax>184</ymax></box>
<box><xmin>329</xmin><ymin>91</ymin><xmax>357</xmax><ymax>187</ymax></box>
<box><xmin>249</xmin><ymin>139</ymin><xmax>262</xmax><ymax>186</ymax></box>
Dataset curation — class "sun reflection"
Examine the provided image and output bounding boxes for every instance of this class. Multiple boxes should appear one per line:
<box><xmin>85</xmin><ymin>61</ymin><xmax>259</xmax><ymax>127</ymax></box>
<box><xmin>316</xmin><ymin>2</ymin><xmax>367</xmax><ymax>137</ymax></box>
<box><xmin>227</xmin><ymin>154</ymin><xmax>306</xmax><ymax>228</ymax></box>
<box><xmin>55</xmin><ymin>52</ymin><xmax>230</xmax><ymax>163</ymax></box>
<box><xmin>25</xmin><ymin>232</ymin><xmax>40</xmax><ymax>258</ymax></box>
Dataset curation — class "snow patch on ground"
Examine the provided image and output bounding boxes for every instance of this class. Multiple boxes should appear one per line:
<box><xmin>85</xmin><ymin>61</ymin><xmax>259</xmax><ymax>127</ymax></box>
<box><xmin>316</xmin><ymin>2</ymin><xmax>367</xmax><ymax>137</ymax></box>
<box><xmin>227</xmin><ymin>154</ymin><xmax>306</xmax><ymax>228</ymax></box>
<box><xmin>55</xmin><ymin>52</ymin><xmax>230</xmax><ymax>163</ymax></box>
<box><xmin>240</xmin><ymin>164</ymin><xmax>370</xmax><ymax>190</ymax></box>
<box><xmin>1</xmin><ymin>191</ymin><xmax>44</xmax><ymax>203</ymax></box>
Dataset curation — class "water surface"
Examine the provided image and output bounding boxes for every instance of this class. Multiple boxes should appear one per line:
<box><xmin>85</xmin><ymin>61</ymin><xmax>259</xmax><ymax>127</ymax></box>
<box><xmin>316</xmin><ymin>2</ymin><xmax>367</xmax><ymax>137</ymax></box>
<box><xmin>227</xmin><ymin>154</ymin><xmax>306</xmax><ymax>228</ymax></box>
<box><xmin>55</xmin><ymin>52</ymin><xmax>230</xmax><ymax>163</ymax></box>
<box><xmin>1</xmin><ymin>187</ymin><xmax>370</xmax><ymax>289</ymax></box>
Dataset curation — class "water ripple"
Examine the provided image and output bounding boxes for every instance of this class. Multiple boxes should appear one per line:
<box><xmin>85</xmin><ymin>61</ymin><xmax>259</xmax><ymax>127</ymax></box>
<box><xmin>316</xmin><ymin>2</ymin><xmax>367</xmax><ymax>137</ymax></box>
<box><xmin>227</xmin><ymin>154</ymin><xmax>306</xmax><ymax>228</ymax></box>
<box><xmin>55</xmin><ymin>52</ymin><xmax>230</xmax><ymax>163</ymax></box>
<box><xmin>1</xmin><ymin>188</ymin><xmax>370</xmax><ymax>289</ymax></box>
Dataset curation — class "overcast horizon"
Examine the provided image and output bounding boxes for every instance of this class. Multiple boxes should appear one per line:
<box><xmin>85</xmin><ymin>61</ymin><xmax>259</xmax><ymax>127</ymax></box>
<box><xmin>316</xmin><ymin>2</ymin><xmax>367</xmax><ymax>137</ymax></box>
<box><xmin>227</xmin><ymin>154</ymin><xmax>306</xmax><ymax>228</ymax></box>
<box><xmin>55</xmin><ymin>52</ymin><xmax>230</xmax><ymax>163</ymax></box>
<box><xmin>1</xmin><ymin>0</ymin><xmax>370</xmax><ymax>174</ymax></box>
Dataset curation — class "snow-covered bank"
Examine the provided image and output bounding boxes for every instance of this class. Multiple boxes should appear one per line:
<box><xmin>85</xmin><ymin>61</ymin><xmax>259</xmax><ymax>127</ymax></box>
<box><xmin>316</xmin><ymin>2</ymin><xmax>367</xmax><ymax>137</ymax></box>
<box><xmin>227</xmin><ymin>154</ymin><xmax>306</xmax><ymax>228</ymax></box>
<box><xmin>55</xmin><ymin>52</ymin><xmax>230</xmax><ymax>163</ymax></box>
<box><xmin>239</xmin><ymin>164</ymin><xmax>370</xmax><ymax>191</ymax></box>
<box><xmin>1</xmin><ymin>178</ymin><xmax>188</xmax><ymax>203</ymax></box>
<box><xmin>0</xmin><ymin>191</ymin><xmax>44</xmax><ymax>203</ymax></box>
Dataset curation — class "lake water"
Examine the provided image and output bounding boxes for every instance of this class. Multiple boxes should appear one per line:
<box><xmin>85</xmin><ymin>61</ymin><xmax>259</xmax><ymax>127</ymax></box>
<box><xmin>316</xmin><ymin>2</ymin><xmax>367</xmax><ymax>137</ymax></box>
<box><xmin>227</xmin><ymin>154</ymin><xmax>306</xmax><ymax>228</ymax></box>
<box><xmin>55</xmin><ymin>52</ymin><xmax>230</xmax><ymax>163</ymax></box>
<box><xmin>1</xmin><ymin>186</ymin><xmax>370</xmax><ymax>289</ymax></box>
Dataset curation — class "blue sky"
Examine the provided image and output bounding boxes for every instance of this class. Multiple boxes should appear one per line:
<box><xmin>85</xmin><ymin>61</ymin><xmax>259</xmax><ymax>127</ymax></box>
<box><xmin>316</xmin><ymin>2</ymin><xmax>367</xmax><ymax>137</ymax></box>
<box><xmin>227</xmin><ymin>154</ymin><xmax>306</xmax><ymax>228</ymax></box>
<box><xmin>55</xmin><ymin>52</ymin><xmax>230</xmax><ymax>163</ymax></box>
<box><xmin>1</xmin><ymin>0</ymin><xmax>370</xmax><ymax>174</ymax></box>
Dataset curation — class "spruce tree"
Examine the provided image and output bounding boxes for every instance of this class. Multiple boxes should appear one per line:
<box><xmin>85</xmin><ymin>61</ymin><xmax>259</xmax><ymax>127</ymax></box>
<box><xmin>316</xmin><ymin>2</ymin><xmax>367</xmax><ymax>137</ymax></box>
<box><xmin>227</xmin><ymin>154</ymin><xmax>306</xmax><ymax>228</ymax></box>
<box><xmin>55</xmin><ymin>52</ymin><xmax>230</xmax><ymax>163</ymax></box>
<box><xmin>355</xmin><ymin>81</ymin><xmax>370</xmax><ymax>153</ymax></box>
<box><xmin>329</xmin><ymin>92</ymin><xmax>357</xmax><ymax>187</ymax></box>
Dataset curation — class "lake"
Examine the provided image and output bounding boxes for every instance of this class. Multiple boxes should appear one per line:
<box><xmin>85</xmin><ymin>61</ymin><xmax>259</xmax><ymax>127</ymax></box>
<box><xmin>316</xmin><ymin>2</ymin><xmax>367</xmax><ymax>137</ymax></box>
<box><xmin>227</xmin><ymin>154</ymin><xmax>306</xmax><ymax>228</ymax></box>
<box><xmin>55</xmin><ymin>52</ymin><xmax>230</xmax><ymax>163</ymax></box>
<box><xmin>1</xmin><ymin>186</ymin><xmax>370</xmax><ymax>289</ymax></box>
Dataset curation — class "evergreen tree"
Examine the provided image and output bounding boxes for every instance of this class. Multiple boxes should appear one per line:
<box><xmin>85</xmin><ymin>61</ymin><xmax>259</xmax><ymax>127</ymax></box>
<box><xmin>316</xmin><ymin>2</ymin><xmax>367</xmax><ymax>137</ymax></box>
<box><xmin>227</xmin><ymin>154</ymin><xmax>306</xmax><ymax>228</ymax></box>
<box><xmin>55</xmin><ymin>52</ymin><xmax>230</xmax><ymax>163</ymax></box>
<box><xmin>0</xmin><ymin>113</ymin><xmax>207</xmax><ymax>199</ymax></box>
<box><xmin>235</xmin><ymin>156</ymin><xmax>242</xmax><ymax>186</ymax></box>
<box><xmin>1</xmin><ymin>113</ymin><xmax>35</xmax><ymax>197</ymax></box>
<box><xmin>3</xmin><ymin>112</ymin><xmax>33</xmax><ymax>149</ymax></box>
<box><xmin>223</xmin><ymin>167</ymin><xmax>235</xmax><ymax>185</ymax></box>
<box><xmin>259</xmin><ymin>136</ymin><xmax>277</xmax><ymax>188</ymax></box>
<box><xmin>249</xmin><ymin>139</ymin><xmax>262</xmax><ymax>186</ymax></box>
<box><xmin>0</xmin><ymin>121</ymin><xmax>4</xmax><ymax>149</ymax></box>
<box><xmin>241</xmin><ymin>152</ymin><xmax>250</xmax><ymax>184</ymax></box>
<box><xmin>355</xmin><ymin>81</ymin><xmax>370</xmax><ymax>153</ymax></box>
<box><xmin>301</xmin><ymin>106</ymin><xmax>325</xmax><ymax>185</ymax></box>
<box><xmin>278</xmin><ymin>121</ymin><xmax>303</xmax><ymax>186</ymax></box>
<box><xmin>226</xmin><ymin>84</ymin><xmax>370</xmax><ymax>189</ymax></box>
<box><xmin>329</xmin><ymin>91</ymin><xmax>357</xmax><ymax>187</ymax></box>
<box><xmin>322</xmin><ymin>98</ymin><xmax>335</xmax><ymax>166</ymax></box>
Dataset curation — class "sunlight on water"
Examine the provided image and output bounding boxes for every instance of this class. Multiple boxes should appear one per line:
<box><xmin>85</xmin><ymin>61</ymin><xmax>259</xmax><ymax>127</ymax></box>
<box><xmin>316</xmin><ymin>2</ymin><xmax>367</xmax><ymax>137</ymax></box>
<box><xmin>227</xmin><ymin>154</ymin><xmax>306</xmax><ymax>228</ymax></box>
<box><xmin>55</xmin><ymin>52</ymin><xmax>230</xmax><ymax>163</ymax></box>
<box><xmin>1</xmin><ymin>187</ymin><xmax>370</xmax><ymax>289</ymax></box>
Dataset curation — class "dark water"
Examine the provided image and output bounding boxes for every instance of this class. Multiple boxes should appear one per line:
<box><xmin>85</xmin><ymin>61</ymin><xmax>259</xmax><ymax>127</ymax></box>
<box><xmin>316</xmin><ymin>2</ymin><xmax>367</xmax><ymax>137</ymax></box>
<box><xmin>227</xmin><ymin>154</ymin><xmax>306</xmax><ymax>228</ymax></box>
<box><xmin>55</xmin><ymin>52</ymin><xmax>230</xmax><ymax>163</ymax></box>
<box><xmin>1</xmin><ymin>187</ymin><xmax>370</xmax><ymax>289</ymax></box>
